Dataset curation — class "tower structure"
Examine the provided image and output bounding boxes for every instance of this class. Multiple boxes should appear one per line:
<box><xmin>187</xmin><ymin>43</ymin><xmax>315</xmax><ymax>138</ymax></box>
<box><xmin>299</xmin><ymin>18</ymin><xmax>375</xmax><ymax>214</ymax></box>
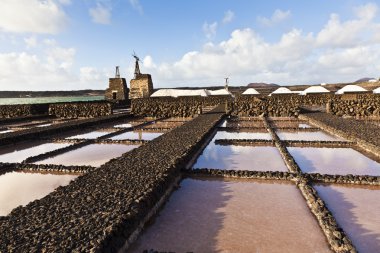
<box><xmin>105</xmin><ymin>66</ymin><xmax>129</xmax><ymax>101</ymax></box>
<box><xmin>224</xmin><ymin>77</ymin><xmax>229</xmax><ymax>91</ymax></box>
<box><xmin>129</xmin><ymin>53</ymin><xmax>154</xmax><ymax>99</ymax></box>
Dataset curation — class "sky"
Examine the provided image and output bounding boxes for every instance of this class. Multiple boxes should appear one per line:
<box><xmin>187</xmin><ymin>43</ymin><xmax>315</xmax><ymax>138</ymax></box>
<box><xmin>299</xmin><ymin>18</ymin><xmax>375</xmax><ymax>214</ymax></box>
<box><xmin>1</xmin><ymin>0</ymin><xmax>380</xmax><ymax>90</ymax></box>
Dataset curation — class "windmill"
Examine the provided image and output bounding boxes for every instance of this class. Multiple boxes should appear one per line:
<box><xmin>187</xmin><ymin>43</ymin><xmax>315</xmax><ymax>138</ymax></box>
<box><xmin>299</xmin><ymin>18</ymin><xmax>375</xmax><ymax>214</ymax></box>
<box><xmin>224</xmin><ymin>77</ymin><xmax>229</xmax><ymax>91</ymax></box>
<box><xmin>132</xmin><ymin>51</ymin><xmax>141</xmax><ymax>78</ymax></box>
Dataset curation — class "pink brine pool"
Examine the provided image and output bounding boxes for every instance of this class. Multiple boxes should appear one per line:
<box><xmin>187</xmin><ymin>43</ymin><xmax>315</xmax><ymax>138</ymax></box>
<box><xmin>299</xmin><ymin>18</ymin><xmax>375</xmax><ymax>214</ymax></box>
<box><xmin>0</xmin><ymin>171</ymin><xmax>77</xmax><ymax>216</ymax></box>
<box><xmin>288</xmin><ymin>147</ymin><xmax>380</xmax><ymax>176</ymax></box>
<box><xmin>127</xmin><ymin>178</ymin><xmax>331</xmax><ymax>253</ymax></box>
<box><xmin>315</xmin><ymin>184</ymin><xmax>380</xmax><ymax>253</ymax></box>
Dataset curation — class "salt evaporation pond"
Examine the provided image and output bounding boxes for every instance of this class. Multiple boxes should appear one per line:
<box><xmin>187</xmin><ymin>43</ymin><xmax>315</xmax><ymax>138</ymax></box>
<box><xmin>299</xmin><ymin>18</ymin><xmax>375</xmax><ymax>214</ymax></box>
<box><xmin>128</xmin><ymin>178</ymin><xmax>331</xmax><ymax>253</ymax></box>
<box><xmin>0</xmin><ymin>142</ymin><xmax>70</xmax><ymax>163</ymax></box>
<box><xmin>276</xmin><ymin>131</ymin><xmax>343</xmax><ymax>141</ymax></box>
<box><xmin>66</xmin><ymin>130</ymin><xmax>114</xmax><ymax>139</ymax></box>
<box><xmin>288</xmin><ymin>147</ymin><xmax>380</xmax><ymax>176</ymax></box>
<box><xmin>36</xmin><ymin>144</ymin><xmax>139</xmax><ymax>167</ymax></box>
<box><xmin>315</xmin><ymin>184</ymin><xmax>380</xmax><ymax>253</ymax></box>
<box><xmin>110</xmin><ymin>131</ymin><xmax>163</xmax><ymax>141</ymax></box>
<box><xmin>0</xmin><ymin>171</ymin><xmax>77</xmax><ymax>216</ymax></box>
<box><xmin>213</xmin><ymin>131</ymin><xmax>272</xmax><ymax>140</ymax></box>
<box><xmin>193</xmin><ymin>144</ymin><xmax>287</xmax><ymax>171</ymax></box>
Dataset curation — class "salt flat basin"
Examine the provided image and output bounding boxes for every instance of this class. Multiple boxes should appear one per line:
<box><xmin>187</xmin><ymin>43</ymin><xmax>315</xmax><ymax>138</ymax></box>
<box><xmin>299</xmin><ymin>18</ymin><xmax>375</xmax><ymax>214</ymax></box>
<box><xmin>193</xmin><ymin>144</ymin><xmax>287</xmax><ymax>171</ymax></box>
<box><xmin>128</xmin><ymin>178</ymin><xmax>331</xmax><ymax>253</ymax></box>
<box><xmin>213</xmin><ymin>131</ymin><xmax>272</xmax><ymax>140</ymax></box>
<box><xmin>35</xmin><ymin>144</ymin><xmax>139</xmax><ymax>167</ymax></box>
<box><xmin>66</xmin><ymin>130</ymin><xmax>114</xmax><ymax>139</ymax></box>
<box><xmin>114</xmin><ymin>123</ymin><xmax>133</xmax><ymax>128</ymax></box>
<box><xmin>315</xmin><ymin>184</ymin><xmax>380</xmax><ymax>253</ymax></box>
<box><xmin>0</xmin><ymin>130</ymin><xmax>13</xmax><ymax>134</ymax></box>
<box><xmin>288</xmin><ymin>147</ymin><xmax>380</xmax><ymax>176</ymax></box>
<box><xmin>0</xmin><ymin>142</ymin><xmax>70</xmax><ymax>163</ymax></box>
<box><xmin>276</xmin><ymin>131</ymin><xmax>343</xmax><ymax>141</ymax></box>
<box><xmin>110</xmin><ymin>131</ymin><xmax>163</xmax><ymax>141</ymax></box>
<box><xmin>0</xmin><ymin>171</ymin><xmax>77</xmax><ymax>216</ymax></box>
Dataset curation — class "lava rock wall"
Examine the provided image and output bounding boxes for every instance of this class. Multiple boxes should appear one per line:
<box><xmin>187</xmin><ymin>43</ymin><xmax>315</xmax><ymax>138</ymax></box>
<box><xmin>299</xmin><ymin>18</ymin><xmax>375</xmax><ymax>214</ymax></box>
<box><xmin>0</xmin><ymin>104</ymin><xmax>49</xmax><ymax>118</ymax></box>
<box><xmin>131</xmin><ymin>96</ymin><xmax>232</xmax><ymax>117</ymax></box>
<box><xmin>48</xmin><ymin>101</ymin><xmax>112</xmax><ymax>118</ymax></box>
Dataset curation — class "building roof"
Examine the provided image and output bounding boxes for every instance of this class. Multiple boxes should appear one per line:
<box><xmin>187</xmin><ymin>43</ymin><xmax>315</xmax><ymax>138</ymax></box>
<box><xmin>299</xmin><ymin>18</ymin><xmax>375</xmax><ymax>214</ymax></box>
<box><xmin>373</xmin><ymin>87</ymin><xmax>380</xmax><ymax>93</ymax></box>
<box><xmin>269</xmin><ymin>87</ymin><xmax>292</xmax><ymax>96</ymax></box>
<box><xmin>207</xmin><ymin>89</ymin><xmax>233</xmax><ymax>96</ymax></box>
<box><xmin>242</xmin><ymin>88</ymin><xmax>260</xmax><ymax>95</ymax></box>
<box><xmin>150</xmin><ymin>89</ymin><xmax>209</xmax><ymax>97</ymax></box>
<box><xmin>335</xmin><ymin>85</ymin><xmax>368</xmax><ymax>94</ymax></box>
<box><xmin>300</xmin><ymin>86</ymin><xmax>330</xmax><ymax>95</ymax></box>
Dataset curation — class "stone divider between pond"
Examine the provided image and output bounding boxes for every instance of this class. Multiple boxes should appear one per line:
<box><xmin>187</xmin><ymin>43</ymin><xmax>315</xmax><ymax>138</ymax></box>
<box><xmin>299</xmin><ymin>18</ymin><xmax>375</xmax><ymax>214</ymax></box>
<box><xmin>0</xmin><ymin>105</ymin><xmax>225</xmax><ymax>252</ymax></box>
<box><xmin>189</xmin><ymin>168</ymin><xmax>297</xmax><ymax>181</ymax></box>
<box><xmin>300</xmin><ymin>112</ymin><xmax>380</xmax><ymax>157</ymax></box>
<box><xmin>306</xmin><ymin>173</ymin><xmax>380</xmax><ymax>186</ymax></box>
<box><xmin>264</xmin><ymin>116</ymin><xmax>357</xmax><ymax>252</ymax></box>
<box><xmin>48</xmin><ymin>101</ymin><xmax>112</xmax><ymax>118</ymax></box>
<box><xmin>0</xmin><ymin>113</ymin><xmax>131</xmax><ymax>147</ymax></box>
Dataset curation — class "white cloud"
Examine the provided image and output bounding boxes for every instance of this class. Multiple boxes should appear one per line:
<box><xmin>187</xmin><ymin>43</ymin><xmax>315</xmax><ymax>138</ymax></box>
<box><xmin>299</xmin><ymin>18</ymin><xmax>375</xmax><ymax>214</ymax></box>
<box><xmin>24</xmin><ymin>36</ymin><xmax>38</xmax><ymax>49</ymax></box>
<box><xmin>58</xmin><ymin>0</ymin><xmax>72</xmax><ymax>5</ymax></box>
<box><xmin>257</xmin><ymin>9</ymin><xmax>291</xmax><ymax>27</ymax></box>
<box><xmin>129</xmin><ymin>0</ymin><xmax>143</xmax><ymax>14</ymax></box>
<box><xmin>354</xmin><ymin>2</ymin><xmax>378</xmax><ymax>20</ymax></box>
<box><xmin>143</xmin><ymin>55</ymin><xmax>157</xmax><ymax>69</ymax></box>
<box><xmin>89</xmin><ymin>3</ymin><xmax>112</xmax><ymax>25</ymax></box>
<box><xmin>223</xmin><ymin>10</ymin><xmax>235</xmax><ymax>24</ymax></box>
<box><xmin>0</xmin><ymin>0</ymin><xmax>67</xmax><ymax>34</ymax></box>
<box><xmin>203</xmin><ymin>22</ymin><xmax>218</xmax><ymax>39</ymax></box>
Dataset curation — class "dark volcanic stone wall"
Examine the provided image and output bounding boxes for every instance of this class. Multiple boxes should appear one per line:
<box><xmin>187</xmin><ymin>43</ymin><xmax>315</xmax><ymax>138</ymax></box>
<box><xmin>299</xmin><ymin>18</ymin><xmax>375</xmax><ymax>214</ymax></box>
<box><xmin>131</xmin><ymin>96</ymin><xmax>232</xmax><ymax>117</ymax></box>
<box><xmin>0</xmin><ymin>104</ymin><xmax>49</xmax><ymax>118</ymax></box>
<box><xmin>328</xmin><ymin>95</ymin><xmax>380</xmax><ymax>117</ymax></box>
<box><xmin>48</xmin><ymin>101</ymin><xmax>112</xmax><ymax>118</ymax></box>
<box><xmin>0</xmin><ymin>106</ymin><xmax>225</xmax><ymax>252</ymax></box>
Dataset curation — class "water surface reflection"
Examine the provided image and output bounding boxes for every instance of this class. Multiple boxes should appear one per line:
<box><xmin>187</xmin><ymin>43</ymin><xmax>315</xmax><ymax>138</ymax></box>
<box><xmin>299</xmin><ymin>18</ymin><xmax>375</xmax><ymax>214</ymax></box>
<box><xmin>0</xmin><ymin>171</ymin><xmax>77</xmax><ymax>216</ymax></box>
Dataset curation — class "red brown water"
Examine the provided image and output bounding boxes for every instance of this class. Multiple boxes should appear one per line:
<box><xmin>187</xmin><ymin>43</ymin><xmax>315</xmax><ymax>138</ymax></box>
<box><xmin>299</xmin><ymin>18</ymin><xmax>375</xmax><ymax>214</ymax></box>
<box><xmin>315</xmin><ymin>184</ymin><xmax>380</xmax><ymax>252</ymax></box>
<box><xmin>127</xmin><ymin>178</ymin><xmax>331</xmax><ymax>253</ymax></box>
<box><xmin>35</xmin><ymin>144</ymin><xmax>139</xmax><ymax>167</ymax></box>
<box><xmin>0</xmin><ymin>171</ymin><xmax>77</xmax><ymax>216</ymax></box>
<box><xmin>276</xmin><ymin>131</ymin><xmax>344</xmax><ymax>141</ymax></box>
<box><xmin>0</xmin><ymin>142</ymin><xmax>70</xmax><ymax>163</ymax></box>
<box><xmin>110</xmin><ymin>131</ymin><xmax>163</xmax><ymax>141</ymax></box>
<box><xmin>193</xmin><ymin>144</ymin><xmax>288</xmax><ymax>171</ymax></box>
<box><xmin>66</xmin><ymin>130</ymin><xmax>115</xmax><ymax>139</ymax></box>
<box><xmin>288</xmin><ymin>147</ymin><xmax>380</xmax><ymax>176</ymax></box>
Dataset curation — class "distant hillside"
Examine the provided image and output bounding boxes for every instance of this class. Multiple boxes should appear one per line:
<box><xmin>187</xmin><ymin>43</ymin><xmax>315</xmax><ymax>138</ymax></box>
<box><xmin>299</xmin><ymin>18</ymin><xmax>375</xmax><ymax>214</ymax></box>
<box><xmin>247</xmin><ymin>83</ymin><xmax>279</xmax><ymax>88</ymax></box>
<box><xmin>354</xmin><ymin>77</ymin><xmax>376</xmax><ymax>83</ymax></box>
<box><xmin>0</xmin><ymin>90</ymin><xmax>105</xmax><ymax>98</ymax></box>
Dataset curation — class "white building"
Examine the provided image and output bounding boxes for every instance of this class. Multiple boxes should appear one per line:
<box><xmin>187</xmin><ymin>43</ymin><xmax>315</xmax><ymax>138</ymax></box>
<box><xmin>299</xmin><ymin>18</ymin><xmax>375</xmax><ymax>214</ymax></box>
<box><xmin>373</xmin><ymin>87</ymin><xmax>380</xmax><ymax>94</ymax></box>
<box><xmin>242</xmin><ymin>88</ymin><xmax>260</xmax><ymax>95</ymax></box>
<box><xmin>269</xmin><ymin>87</ymin><xmax>292</xmax><ymax>96</ymax></box>
<box><xmin>335</xmin><ymin>85</ymin><xmax>368</xmax><ymax>94</ymax></box>
<box><xmin>300</xmin><ymin>86</ymin><xmax>330</xmax><ymax>95</ymax></box>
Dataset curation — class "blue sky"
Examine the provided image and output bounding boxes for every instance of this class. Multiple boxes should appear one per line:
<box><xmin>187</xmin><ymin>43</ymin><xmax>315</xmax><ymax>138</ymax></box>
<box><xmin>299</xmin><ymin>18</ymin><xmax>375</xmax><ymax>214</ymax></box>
<box><xmin>1</xmin><ymin>0</ymin><xmax>380</xmax><ymax>90</ymax></box>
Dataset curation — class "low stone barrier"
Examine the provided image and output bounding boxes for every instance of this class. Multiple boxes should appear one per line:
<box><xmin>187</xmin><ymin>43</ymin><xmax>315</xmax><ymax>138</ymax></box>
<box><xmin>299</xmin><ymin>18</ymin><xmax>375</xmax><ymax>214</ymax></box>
<box><xmin>189</xmin><ymin>168</ymin><xmax>297</xmax><ymax>181</ymax></box>
<box><xmin>48</xmin><ymin>101</ymin><xmax>112</xmax><ymax>118</ymax></box>
<box><xmin>131</xmin><ymin>96</ymin><xmax>232</xmax><ymax>117</ymax></box>
<box><xmin>14</xmin><ymin>163</ymin><xmax>95</xmax><ymax>174</ymax></box>
<box><xmin>328</xmin><ymin>96</ymin><xmax>380</xmax><ymax>117</ymax></box>
<box><xmin>306</xmin><ymin>173</ymin><xmax>380</xmax><ymax>185</ymax></box>
<box><xmin>0</xmin><ymin>104</ymin><xmax>49</xmax><ymax>118</ymax></box>
<box><xmin>0</xmin><ymin>113</ymin><xmax>130</xmax><ymax>147</ymax></box>
<box><xmin>0</xmin><ymin>106</ymin><xmax>225</xmax><ymax>252</ymax></box>
<box><xmin>300</xmin><ymin>112</ymin><xmax>380</xmax><ymax>156</ymax></box>
<box><xmin>297</xmin><ymin>181</ymin><xmax>356</xmax><ymax>252</ymax></box>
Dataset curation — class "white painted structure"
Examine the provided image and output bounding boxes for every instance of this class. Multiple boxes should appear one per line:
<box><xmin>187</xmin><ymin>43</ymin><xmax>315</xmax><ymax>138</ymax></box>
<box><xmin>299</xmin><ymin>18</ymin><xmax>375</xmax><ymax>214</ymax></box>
<box><xmin>373</xmin><ymin>87</ymin><xmax>380</xmax><ymax>93</ymax></box>
<box><xmin>300</xmin><ymin>86</ymin><xmax>330</xmax><ymax>95</ymax></box>
<box><xmin>242</xmin><ymin>88</ymin><xmax>260</xmax><ymax>95</ymax></box>
<box><xmin>335</xmin><ymin>85</ymin><xmax>368</xmax><ymax>94</ymax></box>
<box><xmin>269</xmin><ymin>87</ymin><xmax>292</xmax><ymax>96</ymax></box>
